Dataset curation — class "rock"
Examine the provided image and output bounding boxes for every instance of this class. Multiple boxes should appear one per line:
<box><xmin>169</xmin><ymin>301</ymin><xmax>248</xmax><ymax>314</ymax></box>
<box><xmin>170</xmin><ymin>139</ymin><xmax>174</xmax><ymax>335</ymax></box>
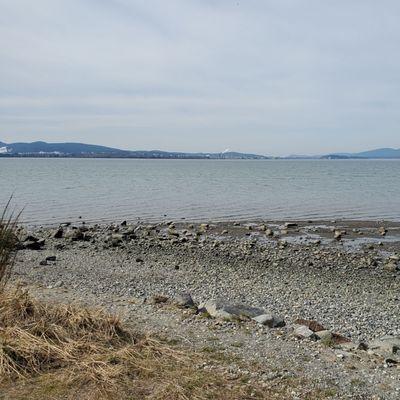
<box><xmin>67</xmin><ymin>229</ymin><xmax>85</xmax><ymax>241</ymax></box>
<box><xmin>121</xmin><ymin>220</ymin><xmax>127</xmax><ymax>226</ymax></box>
<box><xmin>368</xmin><ymin>335</ymin><xmax>400</xmax><ymax>355</ymax></box>
<box><xmin>384</xmin><ymin>262</ymin><xmax>399</xmax><ymax>272</ymax></box>
<box><xmin>294</xmin><ymin>319</ymin><xmax>326</xmax><ymax>332</ymax></box>
<box><xmin>315</xmin><ymin>330</ymin><xmax>333</xmax><ymax>342</ymax></box>
<box><xmin>168</xmin><ymin>229</ymin><xmax>179</xmax><ymax>237</ymax></box>
<box><xmin>39</xmin><ymin>260</ymin><xmax>48</xmax><ymax>266</ymax></box>
<box><xmin>294</xmin><ymin>325</ymin><xmax>318</xmax><ymax>340</ymax></box>
<box><xmin>332</xmin><ymin>333</ymin><xmax>352</xmax><ymax>345</ymax></box>
<box><xmin>252</xmin><ymin>314</ymin><xmax>286</xmax><ymax>328</ymax></box>
<box><xmin>53</xmin><ymin>227</ymin><xmax>63</xmax><ymax>239</ymax></box>
<box><xmin>334</xmin><ymin>230</ymin><xmax>343</xmax><ymax>240</ymax></box>
<box><xmin>378</xmin><ymin>226</ymin><xmax>387</xmax><ymax>236</ymax></box>
<box><xmin>200</xmin><ymin>300</ymin><xmax>265</xmax><ymax>320</ymax></box>
<box><xmin>54</xmin><ymin>280</ymin><xmax>63</xmax><ymax>288</ymax></box>
<box><xmin>46</xmin><ymin>255</ymin><xmax>57</xmax><ymax>262</ymax></box>
<box><xmin>265</xmin><ymin>229</ymin><xmax>274</xmax><ymax>237</ymax></box>
<box><xmin>150</xmin><ymin>294</ymin><xmax>169</xmax><ymax>304</ymax></box>
<box><xmin>135</xmin><ymin>257</ymin><xmax>144</xmax><ymax>263</ymax></box>
<box><xmin>284</xmin><ymin>222</ymin><xmax>298</xmax><ymax>228</ymax></box>
<box><xmin>174</xmin><ymin>292</ymin><xmax>196</xmax><ymax>309</ymax></box>
<box><xmin>23</xmin><ymin>238</ymin><xmax>45</xmax><ymax>250</ymax></box>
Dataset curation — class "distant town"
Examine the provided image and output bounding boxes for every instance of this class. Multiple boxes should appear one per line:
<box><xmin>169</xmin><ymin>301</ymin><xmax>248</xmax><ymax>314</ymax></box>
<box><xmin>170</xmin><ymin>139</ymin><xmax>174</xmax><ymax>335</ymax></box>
<box><xmin>0</xmin><ymin>140</ymin><xmax>399</xmax><ymax>159</ymax></box>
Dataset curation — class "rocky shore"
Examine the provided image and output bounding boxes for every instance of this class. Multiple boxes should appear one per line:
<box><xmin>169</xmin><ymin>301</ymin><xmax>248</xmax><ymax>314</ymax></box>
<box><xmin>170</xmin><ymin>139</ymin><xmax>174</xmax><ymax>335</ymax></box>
<box><xmin>12</xmin><ymin>219</ymin><xmax>400</xmax><ymax>399</ymax></box>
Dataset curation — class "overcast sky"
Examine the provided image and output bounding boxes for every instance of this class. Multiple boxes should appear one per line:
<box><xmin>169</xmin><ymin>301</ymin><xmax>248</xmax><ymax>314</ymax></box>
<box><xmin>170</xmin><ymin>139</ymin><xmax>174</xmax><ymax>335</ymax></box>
<box><xmin>1</xmin><ymin>0</ymin><xmax>399</xmax><ymax>155</ymax></box>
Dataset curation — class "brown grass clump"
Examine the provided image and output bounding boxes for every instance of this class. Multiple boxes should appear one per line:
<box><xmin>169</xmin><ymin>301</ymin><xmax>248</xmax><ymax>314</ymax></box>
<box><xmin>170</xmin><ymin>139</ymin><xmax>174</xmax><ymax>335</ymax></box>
<box><xmin>0</xmin><ymin>198</ymin><xmax>19</xmax><ymax>290</ymax></box>
<box><xmin>0</xmin><ymin>289</ymin><xmax>268</xmax><ymax>400</ymax></box>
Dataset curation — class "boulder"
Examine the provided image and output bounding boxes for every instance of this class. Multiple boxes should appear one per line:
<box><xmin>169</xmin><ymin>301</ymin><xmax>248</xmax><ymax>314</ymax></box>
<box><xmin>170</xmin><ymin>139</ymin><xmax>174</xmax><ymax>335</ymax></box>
<box><xmin>200</xmin><ymin>300</ymin><xmax>265</xmax><ymax>320</ymax></box>
<box><xmin>252</xmin><ymin>314</ymin><xmax>286</xmax><ymax>328</ymax></box>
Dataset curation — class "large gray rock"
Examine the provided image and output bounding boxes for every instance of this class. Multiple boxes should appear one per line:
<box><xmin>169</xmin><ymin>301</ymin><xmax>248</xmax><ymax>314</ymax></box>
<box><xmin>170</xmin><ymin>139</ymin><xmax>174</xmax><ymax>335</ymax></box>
<box><xmin>252</xmin><ymin>314</ymin><xmax>286</xmax><ymax>328</ymax></box>
<box><xmin>200</xmin><ymin>299</ymin><xmax>265</xmax><ymax>320</ymax></box>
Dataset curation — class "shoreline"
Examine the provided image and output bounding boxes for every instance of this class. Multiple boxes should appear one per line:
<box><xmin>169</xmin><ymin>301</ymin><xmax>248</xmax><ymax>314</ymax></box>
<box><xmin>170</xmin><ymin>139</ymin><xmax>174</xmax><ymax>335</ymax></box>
<box><xmin>10</xmin><ymin>218</ymin><xmax>400</xmax><ymax>398</ymax></box>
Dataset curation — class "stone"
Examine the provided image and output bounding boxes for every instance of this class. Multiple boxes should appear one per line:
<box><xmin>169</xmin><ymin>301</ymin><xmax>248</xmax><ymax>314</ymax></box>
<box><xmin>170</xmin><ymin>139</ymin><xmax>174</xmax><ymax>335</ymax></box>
<box><xmin>23</xmin><ymin>238</ymin><xmax>45</xmax><ymax>250</ymax></box>
<box><xmin>150</xmin><ymin>294</ymin><xmax>169</xmax><ymax>304</ymax></box>
<box><xmin>294</xmin><ymin>325</ymin><xmax>317</xmax><ymax>340</ymax></box>
<box><xmin>200</xmin><ymin>300</ymin><xmax>265</xmax><ymax>320</ymax></box>
<box><xmin>378</xmin><ymin>226</ymin><xmax>387</xmax><ymax>236</ymax></box>
<box><xmin>334</xmin><ymin>230</ymin><xmax>343</xmax><ymax>240</ymax></box>
<box><xmin>53</xmin><ymin>228</ymin><xmax>63</xmax><ymax>239</ymax></box>
<box><xmin>294</xmin><ymin>319</ymin><xmax>326</xmax><ymax>332</ymax></box>
<box><xmin>315</xmin><ymin>330</ymin><xmax>332</xmax><ymax>341</ymax></box>
<box><xmin>252</xmin><ymin>314</ymin><xmax>286</xmax><ymax>328</ymax></box>
<box><xmin>384</xmin><ymin>262</ymin><xmax>398</xmax><ymax>272</ymax></box>
<box><xmin>46</xmin><ymin>255</ymin><xmax>57</xmax><ymax>262</ymax></box>
<box><xmin>54</xmin><ymin>280</ymin><xmax>63</xmax><ymax>288</ymax></box>
<box><xmin>368</xmin><ymin>335</ymin><xmax>400</xmax><ymax>355</ymax></box>
<box><xmin>174</xmin><ymin>292</ymin><xmax>196</xmax><ymax>309</ymax></box>
<box><xmin>284</xmin><ymin>222</ymin><xmax>298</xmax><ymax>228</ymax></box>
<box><xmin>265</xmin><ymin>229</ymin><xmax>274</xmax><ymax>237</ymax></box>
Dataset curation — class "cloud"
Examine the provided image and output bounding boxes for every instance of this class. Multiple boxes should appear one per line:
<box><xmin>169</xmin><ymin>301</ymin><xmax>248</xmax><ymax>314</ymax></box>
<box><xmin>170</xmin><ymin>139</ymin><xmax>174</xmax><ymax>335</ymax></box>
<box><xmin>0</xmin><ymin>0</ymin><xmax>399</xmax><ymax>154</ymax></box>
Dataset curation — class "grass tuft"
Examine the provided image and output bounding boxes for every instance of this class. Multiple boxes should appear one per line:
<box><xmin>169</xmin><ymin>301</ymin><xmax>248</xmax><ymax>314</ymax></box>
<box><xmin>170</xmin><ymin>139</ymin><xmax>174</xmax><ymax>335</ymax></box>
<box><xmin>0</xmin><ymin>197</ymin><xmax>19</xmax><ymax>291</ymax></box>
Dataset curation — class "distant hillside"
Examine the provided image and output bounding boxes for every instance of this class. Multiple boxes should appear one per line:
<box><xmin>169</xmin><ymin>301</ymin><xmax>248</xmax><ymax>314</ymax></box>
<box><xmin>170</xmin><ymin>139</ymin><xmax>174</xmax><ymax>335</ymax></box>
<box><xmin>0</xmin><ymin>140</ymin><xmax>269</xmax><ymax>159</ymax></box>
<box><xmin>322</xmin><ymin>148</ymin><xmax>400</xmax><ymax>159</ymax></box>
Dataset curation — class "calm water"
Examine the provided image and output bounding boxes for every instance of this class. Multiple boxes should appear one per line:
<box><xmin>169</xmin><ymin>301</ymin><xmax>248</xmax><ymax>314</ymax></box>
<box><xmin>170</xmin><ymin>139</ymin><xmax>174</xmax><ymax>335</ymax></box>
<box><xmin>0</xmin><ymin>158</ymin><xmax>399</xmax><ymax>225</ymax></box>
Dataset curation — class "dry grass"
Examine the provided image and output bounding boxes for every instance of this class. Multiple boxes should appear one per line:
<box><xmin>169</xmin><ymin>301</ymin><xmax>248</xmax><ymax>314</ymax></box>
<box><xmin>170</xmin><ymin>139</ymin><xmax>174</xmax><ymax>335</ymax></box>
<box><xmin>0</xmin><ymin>289</ymin><xmax>270</xmax><ymax>400</ymax></box>
<box><xmin>0</xmin><ymin>198</ymin><xmax>19</xmax><ymax>291</ymax></box>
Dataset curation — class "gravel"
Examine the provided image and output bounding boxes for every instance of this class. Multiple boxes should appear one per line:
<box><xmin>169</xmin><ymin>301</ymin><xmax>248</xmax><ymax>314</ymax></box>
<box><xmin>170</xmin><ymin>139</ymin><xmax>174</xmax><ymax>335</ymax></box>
<box><xmin>11</xmin><ymin>219</ymin><xmax>400</xmax><ymax>399</ymax></box>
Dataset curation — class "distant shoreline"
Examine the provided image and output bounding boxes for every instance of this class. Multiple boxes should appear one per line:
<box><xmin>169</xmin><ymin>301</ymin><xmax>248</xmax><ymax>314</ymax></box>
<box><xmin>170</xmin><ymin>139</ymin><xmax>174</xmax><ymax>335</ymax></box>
<box><xmin>1</xmin><ymin>154</ymin><xmax>400</xmax><ymax>160</ymax></box>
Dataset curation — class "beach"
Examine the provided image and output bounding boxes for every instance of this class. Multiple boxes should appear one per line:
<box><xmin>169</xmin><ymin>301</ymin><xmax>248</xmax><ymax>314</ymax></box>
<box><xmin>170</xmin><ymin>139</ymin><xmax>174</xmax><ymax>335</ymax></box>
<box><xmin>11</xmin><ymin>218</ymin><xmax>400</xmax><ymax>399</ymax></box>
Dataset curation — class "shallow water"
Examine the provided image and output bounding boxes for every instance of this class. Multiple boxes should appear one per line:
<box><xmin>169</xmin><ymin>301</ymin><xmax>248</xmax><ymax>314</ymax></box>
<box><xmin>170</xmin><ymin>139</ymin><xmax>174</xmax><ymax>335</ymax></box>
<box><xmin>1</xmin><ymin>158</ymin><xmax>399</xmax><ymax>225</ymax></box>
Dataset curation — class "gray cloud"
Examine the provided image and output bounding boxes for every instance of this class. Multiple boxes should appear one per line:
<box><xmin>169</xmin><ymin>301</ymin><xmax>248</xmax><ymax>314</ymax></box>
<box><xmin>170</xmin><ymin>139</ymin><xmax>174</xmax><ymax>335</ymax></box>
<box><xmin>1</xmin><ymin>0</ymin><xmax>399</xmax><ymax>155</ymax></box>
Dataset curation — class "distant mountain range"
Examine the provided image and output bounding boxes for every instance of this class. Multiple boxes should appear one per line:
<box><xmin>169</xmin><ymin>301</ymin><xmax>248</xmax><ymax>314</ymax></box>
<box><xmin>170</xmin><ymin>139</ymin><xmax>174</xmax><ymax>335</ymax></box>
<box><xmin>322</xmin><ymin>148</ymin><xmax>400</xmax><ymax>159</ymax></box>
<box><xmin>0</xmin><ymin>140</ymin><xmax>399</xmax><ymax>159</ymax></box>
<box><xmin>0</xmin><ymin>141</ymin><xmax>269</xmax><ymax>159</ymax></box>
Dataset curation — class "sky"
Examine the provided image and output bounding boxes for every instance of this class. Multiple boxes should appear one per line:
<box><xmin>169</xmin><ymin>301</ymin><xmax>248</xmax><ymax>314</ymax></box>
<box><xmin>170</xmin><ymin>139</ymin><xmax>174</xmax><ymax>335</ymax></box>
<box><xmin>1</xmin><ymin>0</ymin><xmax>399</xmax><ymax>156</ymax></box>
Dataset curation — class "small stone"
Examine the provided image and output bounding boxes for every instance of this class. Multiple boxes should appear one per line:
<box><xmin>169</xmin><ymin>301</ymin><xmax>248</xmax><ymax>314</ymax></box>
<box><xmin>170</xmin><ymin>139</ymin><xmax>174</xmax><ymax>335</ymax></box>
<box><xmin>252</xmin><ymin>314</ymin><xmax>286</xmax><ymax>328</ymax></box>
<box><xmin>46</xmin><ymin>255</ymin><xmax>57</xmax><ymax>262</ymax></box>
<box><xmin>174</xmin><ymin>292</ymin><xmax>196</xmax><ymax>308</ymax></box>
<box><xmin>315</xmin><ymin>330</ymin><xmax>332</xmax><ymax>341</ymax></box>
<box><xmin>294</xmin><ymin>325</ymin><xmax>317</xmax><ymax>340</ymax></box>
<box><xmin>294</xmin><ymin>319</ymin><xmax>326</xmax><ymax>332</ymax></box>
<box><xmin>378</xmin><ymin>226</ymin><xmax>387</xmax><ymax>236</ymax></box>
<box><xmin>53</xmin><ymin>228</ymin><xmax>63</xmax><ymax>239</ymax></box>
<box><xmin>150</xmin><ymin>294</ymin><xmax>169</xmax><ymax>304</ymax></box>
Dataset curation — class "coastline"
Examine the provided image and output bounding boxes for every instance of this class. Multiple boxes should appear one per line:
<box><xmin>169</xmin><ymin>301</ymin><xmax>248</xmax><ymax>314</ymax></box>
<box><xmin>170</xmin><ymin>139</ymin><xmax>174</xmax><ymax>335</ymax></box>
<box><xmin>11</xmin><ymin>218</ymin><xmax>400</xmax><ymax>398</ymax></box>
